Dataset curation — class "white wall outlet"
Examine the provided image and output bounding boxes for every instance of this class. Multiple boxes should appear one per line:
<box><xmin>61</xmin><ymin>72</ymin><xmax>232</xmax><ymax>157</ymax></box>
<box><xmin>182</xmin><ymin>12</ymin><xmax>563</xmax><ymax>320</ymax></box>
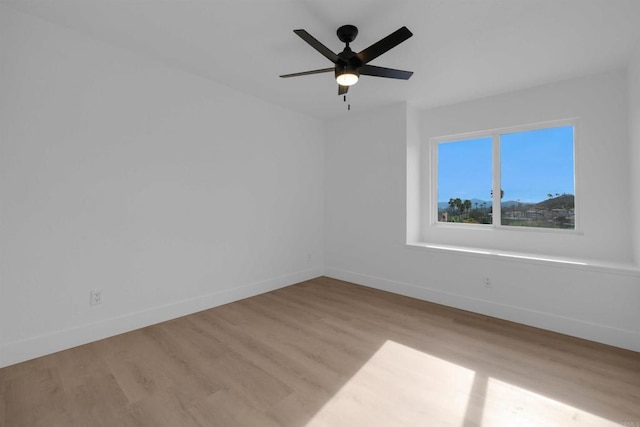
<box><xmin>482</xmin><ymin>276</ymin><xmax>491</xmax><ymax>288</ymax></box>
<box><xmin>90</xmin><ymin>290</ymin><xmax>102</xmax><ymax>306</ymax></box>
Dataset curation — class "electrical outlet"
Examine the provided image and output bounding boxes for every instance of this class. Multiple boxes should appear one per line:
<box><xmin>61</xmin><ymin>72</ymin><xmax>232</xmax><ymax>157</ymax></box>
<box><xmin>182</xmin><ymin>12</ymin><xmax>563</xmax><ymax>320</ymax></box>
<box><xmin>482</xmin><ymin>276</ymin><xmax>491</xmax><ymax>288</ymax></box>
<box><xmin>90</xmin><ymin>290</ymin><xmax>102</xmax><ymax>306</ymax></box>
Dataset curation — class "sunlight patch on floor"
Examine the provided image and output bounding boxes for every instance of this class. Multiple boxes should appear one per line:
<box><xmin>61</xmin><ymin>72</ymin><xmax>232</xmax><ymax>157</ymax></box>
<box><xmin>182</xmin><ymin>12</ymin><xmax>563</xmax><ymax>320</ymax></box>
<box><xmin>306</xmin><ymin>340</ymin><xmax>475</xmax><ymax>426</ymax></box>
<box><xmin>305</xmin><ymin>340</ymin><xmax>622</xmax><ymax>426</ymax></box>
<box><xmin>480</xmin><ymin>377</ymin><xmax>621</xmax><ymax>426</ymax></box>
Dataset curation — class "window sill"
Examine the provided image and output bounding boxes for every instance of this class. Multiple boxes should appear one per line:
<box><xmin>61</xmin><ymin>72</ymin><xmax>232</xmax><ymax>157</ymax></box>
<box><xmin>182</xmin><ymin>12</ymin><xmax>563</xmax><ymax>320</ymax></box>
<box><xmin>430</xmin><ymin>221</ymin><xmax>584</xmax><ymax>236</ymax></box>
<box><xmin>406</xmin><ymin>241</ymin><xmax>640</xmax><ymax>277</ymax></box>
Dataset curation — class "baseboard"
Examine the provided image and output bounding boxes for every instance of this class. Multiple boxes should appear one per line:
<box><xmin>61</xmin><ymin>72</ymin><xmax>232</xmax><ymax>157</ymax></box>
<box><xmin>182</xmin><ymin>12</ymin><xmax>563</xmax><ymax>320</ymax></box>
<box><xmin>0</xmin><ymin>268</ymin><xmax>323</xmax><ymax>368</ymax></box>
<box><xmin>324</xmin><ymin>267</ymin><xmax>640</xmax><ymax>353</ymax></box>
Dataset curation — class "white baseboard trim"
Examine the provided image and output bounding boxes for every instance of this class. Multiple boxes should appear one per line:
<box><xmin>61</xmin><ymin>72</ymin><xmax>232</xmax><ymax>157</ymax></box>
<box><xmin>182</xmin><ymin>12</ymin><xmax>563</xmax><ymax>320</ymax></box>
<box><xmin>324</xmin><ymin>267</ymin><xmax>640</xmax><ymax>353</ymax></box>
<box><xmin>0</xmin><ymin>268</ymin><xmax>322</xmax><ymax>368</ymax></box>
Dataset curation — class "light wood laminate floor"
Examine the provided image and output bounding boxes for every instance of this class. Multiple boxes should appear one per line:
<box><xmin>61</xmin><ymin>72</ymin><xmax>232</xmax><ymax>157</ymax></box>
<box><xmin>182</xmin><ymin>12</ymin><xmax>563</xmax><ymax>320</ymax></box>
<box><xmin>1</xmin><ymin>277</ymin><xmax>639</xmax><ymax>426</ymax></box>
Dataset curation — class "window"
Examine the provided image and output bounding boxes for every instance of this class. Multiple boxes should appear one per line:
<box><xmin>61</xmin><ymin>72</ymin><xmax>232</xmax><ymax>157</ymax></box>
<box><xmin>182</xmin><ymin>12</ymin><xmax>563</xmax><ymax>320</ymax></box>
<box><xmin>433</xmin><ymin>120</ymin><xmax>576</xmax><ymax>230</ymax></box>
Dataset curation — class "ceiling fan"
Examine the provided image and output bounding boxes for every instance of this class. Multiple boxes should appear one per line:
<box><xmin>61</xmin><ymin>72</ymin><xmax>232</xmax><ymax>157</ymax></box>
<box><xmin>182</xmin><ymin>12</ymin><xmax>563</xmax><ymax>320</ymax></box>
<box><xmin>280</xmin><ymin>25</ymin><xmax>414</xmax><ymax>96</ymax></box>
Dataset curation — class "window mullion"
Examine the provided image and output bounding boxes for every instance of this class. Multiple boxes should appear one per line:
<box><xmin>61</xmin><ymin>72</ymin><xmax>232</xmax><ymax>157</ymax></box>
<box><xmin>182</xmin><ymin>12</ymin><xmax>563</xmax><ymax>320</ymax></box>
<box><xmin>492</xmin><ymin>133</ymin><xmax>501</xmax><ymax>227</ymax></box>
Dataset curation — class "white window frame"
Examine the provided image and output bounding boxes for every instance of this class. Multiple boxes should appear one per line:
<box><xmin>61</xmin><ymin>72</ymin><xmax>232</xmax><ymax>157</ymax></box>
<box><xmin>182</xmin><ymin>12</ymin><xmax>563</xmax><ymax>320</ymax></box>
<box><xmin>429</xmin><ymin>118</ymin><xmax>580</xmax><ymax>233</ymax></box>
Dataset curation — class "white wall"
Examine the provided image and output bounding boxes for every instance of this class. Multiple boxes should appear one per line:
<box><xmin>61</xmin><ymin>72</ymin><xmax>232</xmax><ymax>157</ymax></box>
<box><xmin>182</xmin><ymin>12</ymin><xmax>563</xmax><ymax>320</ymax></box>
<box><xmin>325</xmin><ymin>76</ymin><xmax>640</xmax><ymax>351</ymax></box>
<box><xmin>630</xmin><ymin>43</ymin><xmax>640</xmax><ymax>267</ymax></box>
<box><xmin>0</xmin><ymin>7</ymin><xmax>324</xmax><ymax>367</ymax></box>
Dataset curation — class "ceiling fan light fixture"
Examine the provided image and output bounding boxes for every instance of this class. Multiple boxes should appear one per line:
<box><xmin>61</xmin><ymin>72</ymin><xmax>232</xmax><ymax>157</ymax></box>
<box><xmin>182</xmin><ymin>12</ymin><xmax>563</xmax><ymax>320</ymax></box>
<box><xmin>336</xmin><ymin>67</ymin><xmax>359</xmax><ymax>86</ymax></box>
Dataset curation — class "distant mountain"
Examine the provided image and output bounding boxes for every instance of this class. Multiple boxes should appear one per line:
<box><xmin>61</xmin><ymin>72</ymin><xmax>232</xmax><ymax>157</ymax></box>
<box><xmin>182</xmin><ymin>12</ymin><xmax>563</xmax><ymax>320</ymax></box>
<box><xmin>501</xmin><ymin>200</ymin><xmax>521</xmax><ymax>208</ymax></box>
<box><xmin>437</xmin><ymin>194</ymin><xmax>574</xmax><ymax>211</ymax></box>
<box><xmin>535</xmin><ymin>194</ymin><xmax>574</xmax><ymax>209</ymax></box>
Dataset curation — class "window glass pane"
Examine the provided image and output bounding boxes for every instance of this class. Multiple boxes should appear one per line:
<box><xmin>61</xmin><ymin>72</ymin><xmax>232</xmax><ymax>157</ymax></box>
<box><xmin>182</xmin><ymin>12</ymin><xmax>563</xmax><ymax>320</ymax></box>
<box><xmin>500</xmin><ymin>125</ymin><xmax>574</xmax><ymax>229</ymax></box>
<box><xmin>437</xmin><ymin>137</ymin><xmax>493</xmax><ymax>224</ymax></box>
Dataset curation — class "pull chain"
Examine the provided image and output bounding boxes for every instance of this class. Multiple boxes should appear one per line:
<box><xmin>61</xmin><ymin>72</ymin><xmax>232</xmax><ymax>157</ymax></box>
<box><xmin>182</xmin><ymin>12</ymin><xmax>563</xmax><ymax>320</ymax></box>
<box><xmin>343</xmin><ymin>94</ymin><xmax>351</xmax><ymax>111</ymax></box>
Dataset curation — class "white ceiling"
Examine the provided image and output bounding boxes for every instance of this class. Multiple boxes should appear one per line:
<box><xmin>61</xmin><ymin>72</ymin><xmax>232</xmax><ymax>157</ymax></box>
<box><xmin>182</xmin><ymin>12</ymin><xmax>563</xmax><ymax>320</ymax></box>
<box><xmin>3</xmin><ymin>0</ymin><xmax>640</xmax><ymax>120</ymax></box>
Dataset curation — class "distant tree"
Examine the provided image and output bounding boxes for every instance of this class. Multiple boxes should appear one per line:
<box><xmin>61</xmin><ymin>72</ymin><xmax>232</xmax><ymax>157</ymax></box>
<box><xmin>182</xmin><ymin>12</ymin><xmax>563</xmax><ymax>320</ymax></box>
<box><xmin>547</xmin><ymin>193</ymin><xmax>553</xmax><ymax>199</ymax></box>
<box><xmin>450</xmin><ymin>198</ymin><xmax>462</xmax><ymax>220</ymax></box>
<box><xmin>448</xmin><ymin>198</ymin><xmax>456</xmax><ymax>217</ymax></box>
<box><xmin>463</xmin><ymin>199</ymin><xmax>472</xmax><ymax>217</ymax></box>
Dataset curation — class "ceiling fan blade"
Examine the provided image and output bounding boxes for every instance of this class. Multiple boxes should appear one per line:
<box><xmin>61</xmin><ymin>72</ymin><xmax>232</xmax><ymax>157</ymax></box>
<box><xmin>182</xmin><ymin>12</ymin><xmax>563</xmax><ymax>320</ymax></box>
<box><xmin>338</xmin><ymin>85</ymin><xmax>349</xmax><ymax>95</ymax></box>
<box><xmin>356</xmin><ymin>26</ymin><xmax>413</xmax><ymax>65</ymax></box>
<box><xmin>360</xmin><ymin>65</ymin><xmax>413</xmax><ymax>80</ymax></box>
<box><xmin>294</xmin><ymin>29</ymin><xmax>340</xmax><ymax>64</ymax></box>
<box><xmin>280</xmin><ymin>67</ymin><xmax>335</xmax><ymax>78</ymax></box>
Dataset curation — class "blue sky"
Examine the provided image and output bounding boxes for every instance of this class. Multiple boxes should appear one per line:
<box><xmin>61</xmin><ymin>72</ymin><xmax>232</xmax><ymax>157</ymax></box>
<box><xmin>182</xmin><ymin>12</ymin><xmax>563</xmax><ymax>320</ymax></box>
<box><xmin>437</xmin><ymin>125</ymin><xmax>574</xmax><ymax>203</ymax></box>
